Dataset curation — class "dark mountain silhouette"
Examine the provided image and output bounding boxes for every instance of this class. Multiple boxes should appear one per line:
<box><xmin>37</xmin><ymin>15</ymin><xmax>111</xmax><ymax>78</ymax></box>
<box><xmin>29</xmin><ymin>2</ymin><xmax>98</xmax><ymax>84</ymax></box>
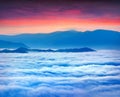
<box><xmin>0</xmin><ymin>29</ymin><xmax>119</xmax><ymax>49</ymax></box>
<box><xmin>0</xmin><ymin>47</ymin><xmax>29</xmax><ymax>53</ymax></box>
<box><xmin>0</xmin><ymin>47</ymin><xmax>95</xmax><ymax>53</ymax></box>
<box><xmin>13</xmin><ymin>47</ymin><xmax>29</xmax><ymax>53</ymax></box>
<box><xmin>30</xmin><ymin>49</ymin><xmax>54</xmax><ymax>52</ymax></box>
<box><xmin>56</xmin><ymin>47</ymin><xmax>95</xmax><ymax>52</ymax></box>
<box><xmin>0</xmin><ymin>40</ymin><xmax>28</xmax><ymax>48</ymax></box>
<box><xmin>0</xmin><ymin>49</ymin><xmax>13</xmax><ymax>53</ymax></box>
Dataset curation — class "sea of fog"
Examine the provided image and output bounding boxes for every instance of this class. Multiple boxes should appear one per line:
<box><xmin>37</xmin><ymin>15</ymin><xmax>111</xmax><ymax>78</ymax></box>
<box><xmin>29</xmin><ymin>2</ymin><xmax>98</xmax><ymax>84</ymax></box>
<box><xmin>0</xmin><ymin>50</ymin><xmax>120</xmax><ymax>97</ymax></box>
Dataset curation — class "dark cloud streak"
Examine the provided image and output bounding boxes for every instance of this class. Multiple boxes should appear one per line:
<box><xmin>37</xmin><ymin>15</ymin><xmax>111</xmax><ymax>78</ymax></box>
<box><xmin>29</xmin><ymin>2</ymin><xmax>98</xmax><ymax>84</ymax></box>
<box><xmin>0</xmin><ymin>0</ymin><xmax>120</xmax><ymax>19</ymax></box>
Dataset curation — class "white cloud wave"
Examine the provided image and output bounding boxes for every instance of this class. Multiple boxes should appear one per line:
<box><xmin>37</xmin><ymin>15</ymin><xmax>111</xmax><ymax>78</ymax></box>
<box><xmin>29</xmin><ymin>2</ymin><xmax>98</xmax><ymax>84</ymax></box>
<box><xmin>0</xmin><ymin>50</ymin><xmax>120</xmax><ymax>97</ymax></box>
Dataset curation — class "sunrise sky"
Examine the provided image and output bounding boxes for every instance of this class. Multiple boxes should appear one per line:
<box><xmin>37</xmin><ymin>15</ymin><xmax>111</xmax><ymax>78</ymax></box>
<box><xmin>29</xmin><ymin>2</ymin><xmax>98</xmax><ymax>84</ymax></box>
<box><xmin>0</xmin><ymin>0</ymin><xmax>120</xmax><ymax>34</ymax></box>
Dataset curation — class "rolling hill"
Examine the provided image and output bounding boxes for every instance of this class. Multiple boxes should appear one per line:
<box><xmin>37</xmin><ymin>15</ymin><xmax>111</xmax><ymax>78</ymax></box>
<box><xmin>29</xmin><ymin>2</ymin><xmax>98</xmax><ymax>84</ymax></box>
<box><xmin>0</xmin><ymin>40</ymin><xmax>28</xmax><ymax>48</ymax></box>
<box><xmin>0</xmin><ymin>29</ymin><xmax>119</xmax><ymax>49</ymax></box>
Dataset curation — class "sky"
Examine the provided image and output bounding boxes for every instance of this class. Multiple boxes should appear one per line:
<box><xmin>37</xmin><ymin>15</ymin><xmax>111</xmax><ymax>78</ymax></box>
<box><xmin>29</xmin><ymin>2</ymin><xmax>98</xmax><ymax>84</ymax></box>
<box><xmin>0</xmin><ymin>0</ymin><xmax>120</xmax><ymax>34</ymax></box>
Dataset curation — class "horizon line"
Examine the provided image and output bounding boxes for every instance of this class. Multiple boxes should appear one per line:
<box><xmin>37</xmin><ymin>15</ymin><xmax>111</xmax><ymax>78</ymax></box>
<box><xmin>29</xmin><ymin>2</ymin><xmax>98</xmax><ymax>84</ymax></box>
<box><xmin>0</xmin><ymin>29</ymin><xmax>120</xmax><ymax>35</ymax></box>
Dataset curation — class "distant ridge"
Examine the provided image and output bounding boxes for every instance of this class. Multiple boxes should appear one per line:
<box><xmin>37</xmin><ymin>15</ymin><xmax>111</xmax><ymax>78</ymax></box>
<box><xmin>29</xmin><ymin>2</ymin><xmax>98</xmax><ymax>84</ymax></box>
<box><xmin>0</xmin><ymin>47</ymin><xmax>95</xmax><ymax>53</ymax></box>
<box><xmin>57</xmin><ymin>47</ymin><xmax>95</xmax><ymax>52</ymax></box>
<box><xmin>0</xmin><ymin>29</ymin><xmax>119</xmax><ymax>49</ymax></box>
<box><xmin>0</xmin><ymin>40</ymin><xmax>28</xmax><ymax>48</ymax></box>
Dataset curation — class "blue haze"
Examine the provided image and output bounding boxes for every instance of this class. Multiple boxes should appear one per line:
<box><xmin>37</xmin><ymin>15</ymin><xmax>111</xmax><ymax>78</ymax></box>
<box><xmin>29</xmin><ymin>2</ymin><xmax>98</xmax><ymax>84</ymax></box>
<box><xmin>0</xmin><ymin>40</ymin><xmax>27</xmax><ymax>48</ymax></box>
<box><xmin>0</xmin><ymin>29</ymin><xmax>120</xmax><ymax>49</ymax></box>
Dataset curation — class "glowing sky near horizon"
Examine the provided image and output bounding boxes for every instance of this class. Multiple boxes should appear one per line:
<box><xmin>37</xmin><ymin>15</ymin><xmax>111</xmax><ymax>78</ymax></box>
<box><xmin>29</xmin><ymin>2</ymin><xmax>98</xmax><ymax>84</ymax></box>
<box><xmin>0</xmin><ymin>0</ymin><xmax>120</xmax><ymax>34</ymax></box>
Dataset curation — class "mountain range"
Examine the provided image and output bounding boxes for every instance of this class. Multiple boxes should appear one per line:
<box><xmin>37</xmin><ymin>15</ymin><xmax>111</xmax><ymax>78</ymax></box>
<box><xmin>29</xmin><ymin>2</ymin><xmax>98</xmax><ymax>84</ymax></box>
<box><xmin>0</xmin><ymin>40</ymin><xmax>27</xmax><ymax>48</ymax></box>
<box><xmin>0</xmin><ymin>29</ymin><xmax>120</xmax><ymax>49</ymax></box>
